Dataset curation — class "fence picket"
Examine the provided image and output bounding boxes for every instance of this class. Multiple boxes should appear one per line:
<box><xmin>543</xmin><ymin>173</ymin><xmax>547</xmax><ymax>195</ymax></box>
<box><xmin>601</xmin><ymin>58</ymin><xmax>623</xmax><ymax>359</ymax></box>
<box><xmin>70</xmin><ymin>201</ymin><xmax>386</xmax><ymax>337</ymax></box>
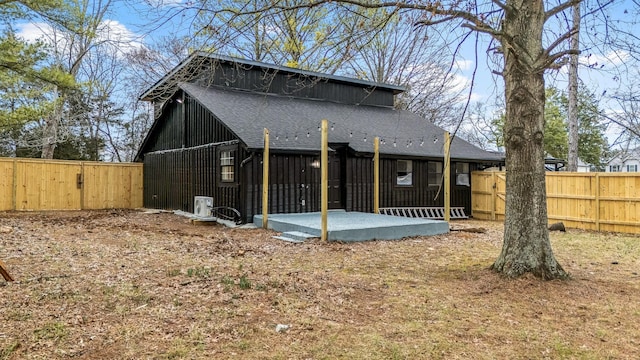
<box><xmin>472</xmin><ymin>171</ymin><xmax>640</xmax><ymax>234</ymax></box>
<box><xmin>0</xmin><ymin>158</ymin><xmax>143</xmax><ymax>211</ymax></box>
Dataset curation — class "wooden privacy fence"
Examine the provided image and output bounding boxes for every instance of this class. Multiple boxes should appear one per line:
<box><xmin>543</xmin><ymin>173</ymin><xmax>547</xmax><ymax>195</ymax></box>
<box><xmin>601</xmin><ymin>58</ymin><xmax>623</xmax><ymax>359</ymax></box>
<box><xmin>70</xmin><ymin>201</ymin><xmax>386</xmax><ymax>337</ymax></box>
<box><xmin>0</xmin><ymin>158</ymin><xmax>143</xmax><ymax>211</ymax></box>
<box><xmin>472</xmin><ymin>171</ymin><xmax>640</xmax><ymax>234</ymax></box>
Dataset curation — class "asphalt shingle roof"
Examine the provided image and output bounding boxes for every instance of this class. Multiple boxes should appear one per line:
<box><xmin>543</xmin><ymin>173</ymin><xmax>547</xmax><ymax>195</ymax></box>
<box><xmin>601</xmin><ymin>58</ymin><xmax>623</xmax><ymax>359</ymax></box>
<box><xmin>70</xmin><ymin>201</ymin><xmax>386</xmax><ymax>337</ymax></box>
<box><xmin>180</xmin><ymin>82</ymin><xmax>503</xmax><ymax>161</ymax></box>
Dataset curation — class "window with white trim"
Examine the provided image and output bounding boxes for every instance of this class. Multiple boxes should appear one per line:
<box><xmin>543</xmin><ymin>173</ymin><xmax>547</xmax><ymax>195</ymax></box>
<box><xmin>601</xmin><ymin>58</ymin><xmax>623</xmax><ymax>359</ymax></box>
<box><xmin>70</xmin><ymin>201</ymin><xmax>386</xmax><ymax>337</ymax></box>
<box><xmin>428</xmin><ymin>162</ymin><xmax>443</xmax><ymax>187</ymax></box>
<box><xmin>627</xmin><ymin>164</ymin><xmax>638</xmax><ymax>172</ymax></box>
<box><xmin>396</xmin><ymin>160</ymin><xmax>413</xmax><ymax>186</ymax></box>
<box><xmin>220</xmin><ymin>150</ymin><xmax>235</xmax><ymax>182</ymax></box>
<box><xmin>610</xmin><ymin>165</ymin><xmax>621</xmax><ymax>172</ymax></box>
<box><xmin>455</xmin><ymin>162</ymin><xmax>470</xmax><ymax>186</ymax></box>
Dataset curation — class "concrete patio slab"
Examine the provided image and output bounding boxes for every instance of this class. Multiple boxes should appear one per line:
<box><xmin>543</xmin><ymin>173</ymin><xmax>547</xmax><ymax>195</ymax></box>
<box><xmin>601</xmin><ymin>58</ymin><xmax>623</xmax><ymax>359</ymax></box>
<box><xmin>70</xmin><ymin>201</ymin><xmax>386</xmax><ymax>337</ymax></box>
<box><xmin>254</xmin><ymin>210</ymin><xmax>449</xmax><ymax>242</ymax></box>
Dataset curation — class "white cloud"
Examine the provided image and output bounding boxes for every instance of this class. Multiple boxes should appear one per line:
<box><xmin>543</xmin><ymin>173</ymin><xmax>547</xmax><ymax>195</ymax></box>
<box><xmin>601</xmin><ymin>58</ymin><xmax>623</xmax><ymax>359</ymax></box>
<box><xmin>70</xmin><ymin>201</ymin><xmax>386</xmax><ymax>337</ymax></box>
<box><xmin>15</xmin><ymin>22</ymin><xmax>52</xmax><ymax>43</ymax></box>
<box><xmin>451</xmin><ymin>73</ymin><xmax>483</xmax><ymax>102</ymax></box>
<box><xmin>454</xmin><ymin>59</ymin><xmax>474</xmax><ymax>71</ymax></box>
<box><xmin>580</xmin><ymin>50</ymin><xmax>630</xmax><ymax>68</ymax></box>
<box><xmin>391</xmin><ymin>61</ymin><xmax>483</xmax><ymax>104</ymax></box>
<box><xmin>97</xmin><ymin>19</ymin><xmax>145</xmax><ymax>54</ymax></box>
<box><xmin>16</xmin><ymin>19</ymin><xmax>144</xmax><ymax>58</ymax></box>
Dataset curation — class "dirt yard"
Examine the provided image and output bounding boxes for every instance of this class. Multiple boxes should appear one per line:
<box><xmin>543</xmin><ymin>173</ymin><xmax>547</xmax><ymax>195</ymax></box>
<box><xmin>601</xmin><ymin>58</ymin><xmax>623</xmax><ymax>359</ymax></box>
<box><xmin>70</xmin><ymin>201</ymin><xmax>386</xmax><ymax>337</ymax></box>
<box><xmin>1</xmin><ymin>210</ymin><xmax>639</xmax><ymax>359</ymax></box>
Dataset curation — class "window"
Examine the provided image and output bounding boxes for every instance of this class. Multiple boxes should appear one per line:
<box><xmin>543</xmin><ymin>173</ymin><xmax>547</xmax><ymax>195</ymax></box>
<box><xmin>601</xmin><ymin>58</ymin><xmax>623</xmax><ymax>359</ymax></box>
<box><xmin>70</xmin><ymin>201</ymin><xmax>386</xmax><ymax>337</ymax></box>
<box><xmin>627</xmin><ymin>164</ymin><xmax>638</xmax><ymax>172</ymax></box>
<box><xmin>610</xmin><ymin>165</ymin><xmax>621</xmax><ymax>172</ymax></box>
<box><xmin>455</xmin><ymin>162</ymin><xmax>470</xmax><ymax>186</ymax></box>
<box><xmin>428</xmin><ymin>162</ymin><xmax>443</xmax><ymax>187</ymax></box>
<box><xmin>220</xmin><ymin>150</ymin><xmax>235</xmax><ymax>182</ymax></box>
<box><xmin>396</xmin><ymin>160</ymin><xmax>413</xmax><ymax>186</ymax></box>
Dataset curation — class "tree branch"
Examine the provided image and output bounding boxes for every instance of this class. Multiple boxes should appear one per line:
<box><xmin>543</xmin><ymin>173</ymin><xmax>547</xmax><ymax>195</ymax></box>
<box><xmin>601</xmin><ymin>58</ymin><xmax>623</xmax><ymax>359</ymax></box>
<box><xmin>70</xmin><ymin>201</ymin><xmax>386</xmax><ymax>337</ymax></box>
<box><xmin>544</xmin><ymin>28</ymin><xmax>578</xmax><ymax>58</ymax></box>
<box><xmin>542</xmin><ymin>49</ymin><xmax>580</xmax><ymax>70</ymax></box>
<box><xmin>545</xmin><ymin>0</ymin><xmax>581</xmax><ymax>21</ymax></box>
<box><xmin>214</xmin><ymin>0</ymin><xmax>497</xmax><ymax>39</ymax></box>
<box><xmin>598</xmin><ymin>111</ymin><xmax>640</xmax><ymax>139</ymax></box>
<box><xmin>415</xmin><ymin>16</ymin><xmax>457</xmax><ymax>27</ymax></box>
<box><xmin>461</xmin><ymin>23</ymin><xmax>502</xmax><ymax>38</ymax></box>
<box><xmin>490</xmin><ymin>0</ymin><xmax>508</xmax><ymax>11</ymax></box>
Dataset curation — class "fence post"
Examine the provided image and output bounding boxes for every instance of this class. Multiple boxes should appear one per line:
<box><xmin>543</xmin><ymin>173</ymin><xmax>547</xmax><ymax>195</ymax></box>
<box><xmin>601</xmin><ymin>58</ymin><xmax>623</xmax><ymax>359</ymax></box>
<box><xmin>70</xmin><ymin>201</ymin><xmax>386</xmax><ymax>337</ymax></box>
<box><xmin>491</xmin><ymin>171</ymin><xmax>496</xmax><ymax>221</ymax></box>
<box><xmin>12</xmin><ymin>159</ymin><xmax>17</xmax><ymax>211</ymax></box>
<box><xmin>595</xmin><ymin>173</ymin><xmax>600</xmax><ymax>232</ymax></box>
<box><xmin>80</xmin><ymin>162</ymin><xmax>85</xmax><ymax>210</ymax></box>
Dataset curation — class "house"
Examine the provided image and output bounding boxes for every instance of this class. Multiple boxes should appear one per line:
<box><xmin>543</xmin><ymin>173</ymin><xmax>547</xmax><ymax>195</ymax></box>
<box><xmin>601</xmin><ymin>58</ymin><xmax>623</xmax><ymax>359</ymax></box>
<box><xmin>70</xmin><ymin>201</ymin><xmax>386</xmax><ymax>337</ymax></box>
<box><xmin>577</xmin><ymin>159</ymin><xmax>591</xmax><ymax>172</ymax></box>
<box><xmin>606</xmin><ymin>147</ymin><xmax>640</xmax><ymax>172</ymax></box>
<box><xmin>136</xmin><ymin>52</ymin><xmax>503</xmax><ymax>223</ymax></box>
<box><xmin>546</xmin><ymin>156</ymin><xmax>595</xmax><ymax>172</ymax></box>
<box><xmin>484</xmin><ymin>153</ymin><xmax>567</xmax><ymax>172</ymax></box>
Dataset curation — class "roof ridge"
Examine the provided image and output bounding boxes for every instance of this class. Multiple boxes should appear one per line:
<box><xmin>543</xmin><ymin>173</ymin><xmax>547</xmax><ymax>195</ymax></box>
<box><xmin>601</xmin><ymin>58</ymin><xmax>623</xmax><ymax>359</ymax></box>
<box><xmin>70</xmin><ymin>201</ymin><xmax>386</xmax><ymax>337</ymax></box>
<box><xmin>191</xmin><ymin>51</ymin><xmax>406</xmax><ymax>92</ymax></box>
<box><xmin>141</xmin><ymin>52</ymin><xmax>406</xmax><ymax>101</ymax></box>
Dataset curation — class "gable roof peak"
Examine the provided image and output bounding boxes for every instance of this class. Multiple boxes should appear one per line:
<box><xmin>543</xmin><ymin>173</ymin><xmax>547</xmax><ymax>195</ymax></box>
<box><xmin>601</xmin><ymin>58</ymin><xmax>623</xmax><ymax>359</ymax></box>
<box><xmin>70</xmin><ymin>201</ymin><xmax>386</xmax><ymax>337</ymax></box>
<box><xmin>140</xmin><ymin>51</ymin><xmax>407</xmax><ymax>102</ymax></box>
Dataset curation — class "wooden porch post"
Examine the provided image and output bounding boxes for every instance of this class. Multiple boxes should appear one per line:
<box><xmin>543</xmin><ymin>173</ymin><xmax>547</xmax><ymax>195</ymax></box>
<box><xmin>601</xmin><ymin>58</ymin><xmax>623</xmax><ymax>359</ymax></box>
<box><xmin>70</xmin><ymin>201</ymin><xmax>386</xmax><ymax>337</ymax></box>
<box><xmin>444</xmin><ymin>131</ymin><xmax>451</xmax><ymax>222</ymax></box>
<box><xmin>321</xmin><ymin>120</ymin><xmax>328</xmax><ymax>242</ymax></box>
<box><xmin>262</xmin><ymin>128</ymin><xmax>270</xmax><ymax>229</ymax></box>
<box><xmin>373</xmin><ymin>136</ymin><xmax>380</xmax><ymax>214</ymax></box>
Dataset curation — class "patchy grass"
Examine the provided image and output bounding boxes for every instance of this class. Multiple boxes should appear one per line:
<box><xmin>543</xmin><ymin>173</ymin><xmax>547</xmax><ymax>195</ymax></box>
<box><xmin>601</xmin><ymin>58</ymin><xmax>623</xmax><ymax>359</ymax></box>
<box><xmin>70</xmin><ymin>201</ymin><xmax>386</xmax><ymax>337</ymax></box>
<box><xmin>0</xmin><ymin>210</ymin><xmax>639</xmax><ymax>359</ymax></box>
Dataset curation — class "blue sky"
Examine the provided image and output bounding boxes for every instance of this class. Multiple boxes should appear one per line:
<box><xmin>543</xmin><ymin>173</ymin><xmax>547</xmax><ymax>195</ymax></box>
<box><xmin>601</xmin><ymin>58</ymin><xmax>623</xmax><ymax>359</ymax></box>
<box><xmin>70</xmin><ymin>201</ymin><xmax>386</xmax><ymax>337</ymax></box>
<box><xmin>17</xmin><ymin>0</ymin><xmax>639</xmax><ymax>105</ymax></box>
<box><xmin>15</xmin><ymin>0</ymin><xmax>640</xmax><ymax>148</ymax></box>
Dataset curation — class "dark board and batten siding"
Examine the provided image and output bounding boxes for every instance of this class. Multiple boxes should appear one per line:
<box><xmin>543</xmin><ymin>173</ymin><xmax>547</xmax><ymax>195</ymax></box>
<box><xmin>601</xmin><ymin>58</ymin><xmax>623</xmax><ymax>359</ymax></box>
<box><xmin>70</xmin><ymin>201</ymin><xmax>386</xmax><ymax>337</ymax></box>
<box><xmin>184</xmin><ymin>96</ymin><xmax>236</xmax><ymax>146</ymax></box>
<box><xmin>345</xmin><ymin>156</ymin><xmax>374</xmax><ymax>212</ymax></box>
<box><xmin>237</xmin><ymin>153</ymin><xmax>475</xmax><ymax>222</ymax></box>
<box><xmin>143</xmin><ymin>144</ymin><xmax>243</xmax><ymax>215</ymax></box>
<box><xmin>145</xmin><ymin>147</ymin><xmax>476</xmax><ymax>222</ymax></box>
<box><xmin>242</xmin><ymin>153</ymin><xmax>322</xmax><ymax>223</ymax></box>
<box><xmin>145</xmin><ymin>93</ymin><xmax>236</xmax><ymax>153</ymax></box>
<box><xmin>195</xmin><ymin>60</ymin><xmax>395</xmax><ymax>107</ymax></box>
<box><xmin>142</xmin><ymin>92</ymin><xmax>242</xmax><ymax>214</ymax></box>
<box><xmin>146</xmin><ymin>101</ymin><xmax>183</xmax><ymax>152</ymax></box>
<box><xmin>379</xmin><ymin>159</ymin><xmax>443</xmax><ymax>209</ymax></box>
<box><xmin>347</xmin><ymin>157</ymin><xmax>472</xmax><ymax>214</ymax></box>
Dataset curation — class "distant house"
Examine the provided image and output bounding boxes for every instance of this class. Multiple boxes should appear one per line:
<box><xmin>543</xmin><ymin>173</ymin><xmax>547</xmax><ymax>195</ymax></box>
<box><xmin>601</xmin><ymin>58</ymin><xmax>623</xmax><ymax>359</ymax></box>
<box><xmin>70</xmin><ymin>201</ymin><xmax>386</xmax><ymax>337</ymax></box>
<box><xmin>135</xmin><ymin>52</ymin><xmax>502</xmax><ymax>223</ymax></box>
<box><xmin>606</xmin><ymin>147</ymin><xmax>640</xmax><ymax>172</ymax></box>
<box><xmin>576</xmin><ymin>159</ymin><xmax>591</xmax><ymax>172</ymax></box>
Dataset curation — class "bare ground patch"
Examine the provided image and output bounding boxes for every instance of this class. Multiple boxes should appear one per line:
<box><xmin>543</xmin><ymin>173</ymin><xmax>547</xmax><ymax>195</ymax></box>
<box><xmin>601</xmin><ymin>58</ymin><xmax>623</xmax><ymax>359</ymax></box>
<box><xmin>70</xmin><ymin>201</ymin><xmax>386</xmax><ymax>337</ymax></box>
<box><xmin>1</xmin><ymin>210</ymin><xmax>639</xmax><ymax>359</ymax></box>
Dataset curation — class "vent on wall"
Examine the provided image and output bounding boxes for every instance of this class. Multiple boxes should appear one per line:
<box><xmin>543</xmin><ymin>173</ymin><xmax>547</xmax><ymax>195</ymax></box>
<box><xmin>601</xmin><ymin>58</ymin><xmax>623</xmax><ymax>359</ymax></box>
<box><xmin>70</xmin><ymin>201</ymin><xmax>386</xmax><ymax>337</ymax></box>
<box><xmin>194</xmin><ymin>196</ymin><xmax>213</xmax><ymax>217</ymax></box>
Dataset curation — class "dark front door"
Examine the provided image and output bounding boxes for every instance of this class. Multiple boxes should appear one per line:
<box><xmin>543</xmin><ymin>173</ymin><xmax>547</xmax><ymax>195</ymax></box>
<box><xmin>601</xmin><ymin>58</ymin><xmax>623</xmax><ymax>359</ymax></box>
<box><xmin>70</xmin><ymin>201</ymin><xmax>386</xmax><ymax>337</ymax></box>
<box><xmin>328</xmin><ymin>147</ymin><xmax>346</xmax><ymax>209</ymax></box>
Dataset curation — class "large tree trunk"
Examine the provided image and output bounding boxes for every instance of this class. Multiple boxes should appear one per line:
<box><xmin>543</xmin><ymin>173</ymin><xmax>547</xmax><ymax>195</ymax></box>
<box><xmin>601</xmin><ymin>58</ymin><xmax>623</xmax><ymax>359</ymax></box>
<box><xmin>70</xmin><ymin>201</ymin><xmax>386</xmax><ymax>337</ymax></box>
<box><xmin>491</xmin><ymin>0</ymin><xmax>568</xmax><ymax>279</ymax></box>
<box><xmin>567</xmin><ymin>3</ymin><xmax>581</xmax><ymax>172</ymax></box>
<box><xmin>41</xmin><ymin>95</ymin><xmax>63</xmax><ymax>159</ymax></box>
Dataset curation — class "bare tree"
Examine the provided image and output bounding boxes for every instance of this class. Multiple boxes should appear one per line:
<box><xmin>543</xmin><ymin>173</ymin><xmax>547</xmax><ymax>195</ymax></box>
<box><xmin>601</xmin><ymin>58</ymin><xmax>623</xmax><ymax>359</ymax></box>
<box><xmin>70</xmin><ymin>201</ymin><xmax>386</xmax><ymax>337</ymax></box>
<box><xmin>75</xmin><ymin>40</ymin><xmax>127</xmax><ymax>161</ymax></box>
<box><xmin>191</xmin><ymin>0</ymin><xmax>378</xmax><ymax>72</ymax></box>
<box><xmin>117</xmin><ymin>35</ymin><xmax>188</xmax><ymax>159</ymax></box>
<box><xmin>459</xmin><ymin>102</ymin><xmax>505</xmax><ymax>151</ymax></box>
<box><xmin>605</xmin><ymin>78</ymin><xmax>640</xmax><ymax>146</ymax></box>
<box><xmin>344</xmin><ymin>12</ymin><xmax>464</xmax><ymax>128</ymax></box>
<box><xmin>37</xmin><ymin>0</ymin><xmax>116</xmax><ymax>159</ymax></box>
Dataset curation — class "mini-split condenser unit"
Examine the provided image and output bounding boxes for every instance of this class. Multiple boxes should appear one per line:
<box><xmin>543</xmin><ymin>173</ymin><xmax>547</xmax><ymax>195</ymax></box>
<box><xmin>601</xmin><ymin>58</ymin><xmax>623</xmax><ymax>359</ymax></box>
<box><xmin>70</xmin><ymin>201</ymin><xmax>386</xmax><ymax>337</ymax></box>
<box><xmin>194</xmin><ymin>196</ymin><xmax>213</xmax><ymax>217</ymax></box>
